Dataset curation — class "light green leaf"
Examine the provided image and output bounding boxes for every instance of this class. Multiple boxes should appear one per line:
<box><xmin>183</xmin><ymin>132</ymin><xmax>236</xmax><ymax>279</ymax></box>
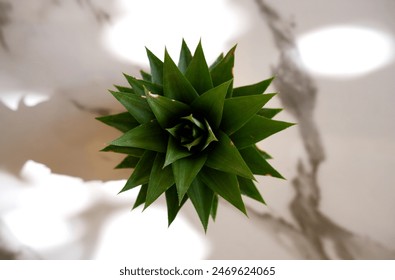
<box><xmin>257</xmin><ymin>108</ymin><xmax>283</xmax><ymax>119</ymax></box>
<box><xmin>191</xmin><ymin>80</ymin><xmax>231</xmax><ymax>128</ymax></box>
<box><xmin>178</xmin><ymin>39</ymin><xmax>192</xmax><ymax>74</ymax></box>
<box><xmin>240</xmin><ymin>146</ymin><xmax>284</xmax><ymax>178</ymax></box>
<box><xmin>202</xmin><ymin>119</ymin><xmax>218</xmax><ymax>150</ymax></box>
<box><xmin>115</xmin><ymin>155</ymin><xmax>140</xmax><ymax>169</ymax></box>
<box><xmin>165</xmin><ymin>185</ymin><xmax>188</xmax><ymax>226</ymax></box>
<box><xmin>145</xmin><ymin>88</ymin><xmax>190</xmax><ymax>128</ymax></box>
<box><xmin>145</xmin><ymin>153</ymin><xmax>175</xmax><ymax>208</ymax></box>
<box><xmin>164</xmin><ymin>137</ymin><xmax>191</xmax><ymax>167</ymax></box>
<box><xmin>185</xmin><ymin>40</ymin><xmax>213</xmax><ymax>95</ymax></box>
<box><xmin>232</xmin><ymin>77</ymin><xmax>274</xmax><ymax>96</ymax></box>
<box><xmin>210</xmin><ymin>45</ymin><xmax>236</xmax><ymax>86</ymax></box>
<box><xmin>231</xmin><ymin>115</ymin><xmax>294</xmax><ymax>149</ymax></box>
<box><xmin>221</xmin><ymin>93</ymin><xmax>275</xmax><ymax>135</ymax></box>
<box><xmin>101</xmin><ymin>145</ymin><xmax>144</xmax><ymax>157</ymax></box>
<box><xmin>206</xmin><ymin>131</ymin><xmax>254</xmax><ymax>179</ymax></box>
<box><xmin>210</xmin><ymin>194</ymin><xmax>219</xmax><ymax>221</ymax></box>
<box><xmin>199</xmin><ymin>167</ymin><xmax>247</xmax><ymax>215</ymax></box>
<box><xmin>110</xmin><ymin>91</ymin><xmax>154</xmax><ymax>124</ymax></box>
<box><xmin>188</xmin><ymin>177</ymin><xmax>213</xmax><ymax>232</ymax></box>
<box><xmin>111</xmin><ymin>120</ymin><xmax>167</xmax><ymax>153</ymax></box>
<box><xmin>145</xmin><ymin>48</ymin><xmax>163</xmax><ymax>85</ymax></box>
<box><xmin>132</xmin><ymin>184</ymin><xmax>148</xmax><ymax>209</ymax></box>
<box><xmin>172</xmin><ymin>153</ymin><xmax>207</xmax><ymax>203</ymax></box>
<box><xmin>163</xmin><ymin>50</ymin><xmax>199</xmax><ymax>103</ymax></box>
<box><xmin>238</xmin><ymin>176</ymin><xmax>266</xmax><ymax>204</ymax></box>
<box><xmin>119</xmin><ymin>150</ymin><xmax>156</xmax><ymax>193</ymax></box>
<box><xmin>96</xmin><ymin>112</ymin><xmax>139</xmax><ymax>133</ymax></box>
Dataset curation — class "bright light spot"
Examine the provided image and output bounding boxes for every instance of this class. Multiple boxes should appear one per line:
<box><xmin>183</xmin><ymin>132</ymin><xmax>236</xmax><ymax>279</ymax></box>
<box><xmin>0</xmin><ymin>91</ymin><xmax>50</xmax><ymax>111</ymax></box>
<box><xmin>103</xmin><ymin>0</ymin><xmax>247</xmax><ymax>66</ymax></box>
<box><xmin>297</xmin><ymin>26</ymin><xmax>395</xmax><ymax>78</ymax></box>
<box><xmin>94</xmin><ymin>206</ymin><xmax>209</xmax><ymax>260</ymax></box>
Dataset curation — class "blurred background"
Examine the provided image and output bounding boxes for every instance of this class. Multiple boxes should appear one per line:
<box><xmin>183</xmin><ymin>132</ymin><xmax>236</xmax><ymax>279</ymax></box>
<box><xmin>0</xmin><ymin>0</ymin><xmax>394</xmax><ymax>260</ymax></box>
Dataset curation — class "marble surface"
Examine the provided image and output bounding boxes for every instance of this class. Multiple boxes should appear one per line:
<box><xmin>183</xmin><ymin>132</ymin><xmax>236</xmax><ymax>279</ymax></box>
<box><xmin>0</xmin><ymin>0</ymin><xmax>394</xmax><ymax>259</ymax></box>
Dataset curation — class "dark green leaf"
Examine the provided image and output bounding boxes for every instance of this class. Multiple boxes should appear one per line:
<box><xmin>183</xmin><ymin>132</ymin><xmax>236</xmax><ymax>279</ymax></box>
<box><xmin>209</xmin><ymin>53</ymin><xmax>224</xmax><ymax>70</ymax></box>
<box><xmin>191</xmin><ymin>80</ymin><xmax>231</xmax><ymax>128</ymax></box>
<box><xmin>119</xmin><ymin>150</ymin><xmax>156</xmax><ymax>193</ymax></box>
<box><xmin>165</xmin><ymin>185</ymin><xmax>188</xmax><ymax>226</ymax></box>
<box><xmin>96</xmin><ymin>112</ymin><xmax>139</xmax><ymax>133</ymax></box>
<box><xmin>185</xmin><ymin>40</ymin><xmax>213</xmax><ymax>95</ymax></box>
<box><xmin>138</xmin><ymin>79</ymin><xmax>163</xmax><ymax>95</ymax></box>
<box><xmin>145</xmin><ymin>88</ymin><xmax>190</xmax><ymax>128</ymax></box>
<box><xmin>140</xmin><ymin>70</ymin><xmax>152</xmax><ymax>82</ymax></box>
<box><xmin>210</xmin><ymin>194</ymin><xmax>219</xmax><ymax>221</ymax></box>
<box><xmin>145</xmin><ymin>48</ymin><xmax>163</xmax><ymax>85</ymax></box>
<box><xmin>202</xmin><ymin>119</ymin><xmax>218</xmax><ymax>150</ymax></box>
<box><xmin>115</xmin><ymin>155</ymin><xmax>140</xmax><ymax>169</ymax></box>
<box><xmin>145</xmin><ymin>153</ymin><xmax>175</xmax><ymax>208</ymax></box>
<box><xmin>210</xmin><ymin>45</ymin><xmax>236</xmax><ymax>96</ymax></box>
<box><xmin>257</xmin><ymin>147</ymin><xmax>272</xmax><ymax>159</ymax></box>
<box><xmin>188</xmin><ymin>177</ymin><xmax>213</xmax><ymax>231</ymax></box>
<box><xmin>132</xmin><ymin>184</ymin><xmax>148</xmax><ymax>209</ymax></box>
<box><xmin>199</xmin><ymin>167</ymin><xmax>247</xmax><ymax>215</ymax></box>
<box><xmin>221</xmin><ymin>93</ymin><xmax>275</xmax><ymax>135</ymax></box>
<box><xmin>257</xmin><ymin>108</ymin><xmax>283</xmax><ymax>119</ymax></box>
<box><xmin>172</xmin><ymin>153</ymin><xmax>207</xmax><ymax>203</ymax></box>
<box><xmin>111</xmin><ymin>120</ymin><xmax>167</xmax><ymax>153</ymax></box>
<box><xmin>231</xmin><ymin>115</ymin><xmax>294</xmax><ymax>149</ymax></box>
<box><xmin>178</xmin><ymin>39</ymin><xmax>192</xmax><ymax>74</ymax></box>
<box><xmin>206</xmin><ymin>131</ymin><xmax>253</xmax><ymax>179</ymax></box>
<box><xmin>101</xmin><ymin>145</ymin><xmax>144</xmax><ymax>157</ymax></box>
<box><xmin>123</xmin><ymin>74</ymin><xmax>145</xmax><ymax>95</ymax></box>
<box><xmin>238</xmin><ymin>176</ymin><xmax>266</xmax><ymax>204</ymax></box>
<box><xmin>111</xmin><ymin>91</ymin><xmax>154</xmax><ymax>124</ymax></box>
<box><xmin>114</xmin><ymin>85</ymin><xmax>134</xmax><ymax>94</ymax></box>
<box><xmin>163</xmin><ymin>137</ymin><xmax>192</xmax><ymax>167</ymax></box>
<box><xmin>163</xmin><ymin>50</ymin><xmax>199</xmax><ymax>103</ymax></box>
<box><xmin>232</xmin><ymin>77</ymin><xmax>274</xmax><ymax>97</ymax></box>
<box><xmin>239</xmin><ymin>146</ymin><xmax>284</xmax><ymax>178</ymax></box>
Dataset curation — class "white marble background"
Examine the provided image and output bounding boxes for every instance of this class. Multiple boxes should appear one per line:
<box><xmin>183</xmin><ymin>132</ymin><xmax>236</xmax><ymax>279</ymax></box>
<box><xmin>0</xmin><ymin>0</ymin><xmax>394</xmax><ymax>259</ymax></box>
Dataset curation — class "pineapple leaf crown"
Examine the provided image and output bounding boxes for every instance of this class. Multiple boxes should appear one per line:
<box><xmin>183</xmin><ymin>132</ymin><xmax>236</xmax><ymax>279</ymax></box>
<box><xmin>97</xmin><ymin>40</ymin><xmax>294</xmax><ymax>231</ymax></box>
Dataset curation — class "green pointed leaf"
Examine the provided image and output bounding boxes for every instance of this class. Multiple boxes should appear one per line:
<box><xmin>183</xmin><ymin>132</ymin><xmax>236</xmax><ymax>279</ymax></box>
<box><xmin>232</xmin><ymin>77</ymin><xmax>274</xmax><ymax>97</ymax></box>
<box><xmin>114</xmin><ymin>85</ymin><xmax>134</xmax><ymax>94</ymax></box>
<box><xmin>209</xmin><ymin>53</ymin><xmax>224</xmax><ymax>70</ymax></box>
<box><xmin>96</xmin><ymin>112</ymin><xmax>139</xmax><ymax>133</ymax></box>
<box><xmin>115</xmin><ymin>155</ymin><xmax>140</xmax><ymax>169</ymax></box>
<box><xmin>185</xmin><ymin>40</ymin><xmax>213</xmax><ymax>95</ymax></box>
<box><xmin>172</xmin><ymin>153</ymin><xmax>207</xmax><ymax>203</ymax></box>
<box><xmin>202</xmin><ymin>119</ymin><xmax>218</xmax><ymax>150</ymax></box>
<box><xmin>257</xmin><ymin>108</ymin><xmax>283</xmax><ymax>119</ymax></box>
<box><xmin>111</xmin><ymin>120</ymin><xmax>167</xmax><ymax>153</ymax></box>
<box><xmin>165</xmin><ymin>185</ymin><xmax>188</xmax><ymax>226</ymax></box>
<box><xmin>210</xmin><ymin>194</ymin><xmax>219</xmax><ymax>221</ymax></box>
<box><xmin>123</xmin><ymin>74</ymin><xmax>145</xmax><ymax>95</ymax></box>
<box><xmin>145</xmin><ymin>89</ymin><xmax>190</xmax><ymax>128</ymax></box>
<box><xmin>239</xmin><ymin>146</ymin><xmax>284</xmax><ymax>178</ymax></box>
<box><xmin>191</xmin><ymin>80</ymin><xmax>231</xmax><ymax>128</ymax></box>
<box><xmin>178</xmin><ymin>39</ymin><xmax>192</xmax><ymax>74</ymax></box>
<box><xmin>140</xmin><ymin>70</ymin><xmax>152</xmax><ymax>82</ymax></box>
<box><xmin>206</xmin><ymin>131</ymin><xmax>253</xmax><ymax>179</ymax></box>
<box><xmin>188</xmin><ymin>177</ymin><xmax>213</xmax><ymax>231</ymax></box>
<box><xmin>163</xmin><ymin>49</ymin><xmax>199</xmax><ymax>103</ymax></box>
<box><xmin>138</xmin><ymin>79</ymin><xmax>163</xmax><ymax>95</ymax></box>
<box><xmin>111</xmin><ymin>91</ymin><xmax>154</xmax><ymax>124</ymax></box>
<box><xmin>146</xmin><ymin>48</ymin><xmax>163</xmax><ymax>85</ymax></box>
<box><xmin>221</xmin><ymin>93</ymin><xmax>275</xmax><ymax>135</ymax></box>
<box><xmin>119</xmin><ymin>150</ymin><xmax>156</xmax><ymax>193</ymax></box>
<box><xmin>101</xmin><ymin>145</ymin><xmax>144</xmax><ymax>157</ymax></box>
<box><xmin>145</xmin><ymin>153</ymin><xmax>175</xmax><ymax>208</ymax></box>
<box><xmin>238</xmin><ymin>176</ymin><xmax>266</xmax><ymax>204</ymax></box>
<box><xmin>258</xmin><ymin>148</ymin><xmax>272</xmax><ymax>160</ymax></box>
<box><xmin>210</xmin><ymin>45</ymin><xmax>236</xmax><ymax>96</ymax></box>
<box><xmin>199</xmin><ymin>167</ymin><xmax>247</xmax><ymax>215</ymax></box>
<box><xmin>231</xmin><ymin>115</ymin><xmax>294</xmax><ymax>149</ymax></box>
<box><xmin>132</xmin><ymin>184</ymin><xmax>148</xmax><ymax>209</ymax></box>
<box><xmin>164</xmin><ymin>137</ymin><xmax>191</xmax><ymax>167</ymax></box>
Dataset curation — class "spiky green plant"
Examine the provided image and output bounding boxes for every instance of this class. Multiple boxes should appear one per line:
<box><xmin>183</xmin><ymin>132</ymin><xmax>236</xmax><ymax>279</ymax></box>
<box><xmin>97</xmin><ymin>40</ymin><xmax>293</xmax><ymax>231</ymax></box>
